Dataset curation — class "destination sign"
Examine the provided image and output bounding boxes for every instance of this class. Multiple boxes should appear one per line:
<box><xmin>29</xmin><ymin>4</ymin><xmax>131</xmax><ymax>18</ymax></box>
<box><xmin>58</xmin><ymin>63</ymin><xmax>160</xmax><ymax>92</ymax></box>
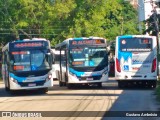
<box><xmin>140</xmin><ymin>39</ymin><xmax>151</xmax><ymax>44</ymax></box>
<box><xmin>14</xmin><ymin>42</ymin><xmax>44</xmax><ymax>48</ymax></box>
<box><xmin>70</xmin><ymin>39</ymin><xmax>105</xmax><ymax>45</ymax></box>
<box><xmin>11</xmin><ymin>51</ymin><xmax>29</xmax><ymax>55</ymax></box>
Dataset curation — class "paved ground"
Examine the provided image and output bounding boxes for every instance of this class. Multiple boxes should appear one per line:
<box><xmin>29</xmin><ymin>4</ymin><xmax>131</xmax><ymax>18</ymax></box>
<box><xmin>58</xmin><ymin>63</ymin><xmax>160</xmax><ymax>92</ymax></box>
<box><xmin>0</xmin><ymin>78</ymin><xmax>160</xmax><ymax>120</ymax></box>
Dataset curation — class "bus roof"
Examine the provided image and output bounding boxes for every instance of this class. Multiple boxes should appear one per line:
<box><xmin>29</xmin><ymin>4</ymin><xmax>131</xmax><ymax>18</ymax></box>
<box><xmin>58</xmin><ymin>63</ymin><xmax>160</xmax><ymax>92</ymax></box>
<box><xmin>55</xmin><ymin>36</ymin><xmax>106</xmax><ymax>49</ymax></box>
<box><xmin>116</xmin><ymin>35</ymin><xmax>156</xmax><ymax>39</ymax></box>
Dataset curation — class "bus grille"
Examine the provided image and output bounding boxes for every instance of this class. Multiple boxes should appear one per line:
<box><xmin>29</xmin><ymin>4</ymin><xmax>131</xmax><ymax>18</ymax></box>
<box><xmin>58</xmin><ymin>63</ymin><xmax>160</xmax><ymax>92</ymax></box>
<box><xmin>18</xmin><ymin>81</ymin><xmax>45</xmax><ymax>87</ymax></box>
<box><xmin>78</xmin><ymin>76</ymin><xmax>102</xmax><ymax>81</ymax></box>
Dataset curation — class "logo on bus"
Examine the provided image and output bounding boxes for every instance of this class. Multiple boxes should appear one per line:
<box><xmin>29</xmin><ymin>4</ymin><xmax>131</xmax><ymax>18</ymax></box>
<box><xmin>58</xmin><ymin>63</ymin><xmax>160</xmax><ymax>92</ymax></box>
<box><xmin>132</xmin><ymin>60</ymin><xmax>151</xmax><ymax>64</ymax></box>
<box><xmin>121</xmin><ymin>40</ymin><xmax>126</xmax><ymax>44</ymax></box>
<box><xmin>123</xmin><ymin>65</ymin><xmax>129</xmax><ymax>71</ymax></box>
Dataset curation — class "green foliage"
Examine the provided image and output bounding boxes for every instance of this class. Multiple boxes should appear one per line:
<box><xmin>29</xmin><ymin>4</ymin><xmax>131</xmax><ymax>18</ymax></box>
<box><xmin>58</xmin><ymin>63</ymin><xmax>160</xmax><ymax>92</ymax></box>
<box><xmin>0</xmin><ymin>0</ymin><xmax>139</xmax><ymax>46</ymax></box>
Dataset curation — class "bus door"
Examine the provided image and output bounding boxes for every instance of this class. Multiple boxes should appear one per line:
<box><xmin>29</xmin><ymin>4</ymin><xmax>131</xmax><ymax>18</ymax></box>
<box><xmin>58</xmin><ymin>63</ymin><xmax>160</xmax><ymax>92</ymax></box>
<box><xmin>2</xmin><ymin>51</ymin><xmax>9</xmax><ymax>86</ymax></box>
<box><xmin>64</xmin><ymin>49</ymin><xmax>68</xmax><ymax>82</ymax></box>
<box><xmin>59</xmin><ymin>46</ymin><xmax>67</xmax><ymax>85</ymax></box>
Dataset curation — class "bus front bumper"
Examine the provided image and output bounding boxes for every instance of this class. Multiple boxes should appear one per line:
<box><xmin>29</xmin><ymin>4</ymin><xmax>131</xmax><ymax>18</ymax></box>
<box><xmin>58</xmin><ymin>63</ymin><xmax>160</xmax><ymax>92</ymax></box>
<box><xmin>115</xmin><ymin>74</ymin><xmax>157</xmax><ymax>81</ymax></box>
<box><xmin>68</xmin><ymin>74</ymin><xmax>109</xmax><ymax>84</ymax></box>
<box><xmin>9</xmin><ymin>79</ymin><xmax>53</xmax><ymax>90</ymax></box>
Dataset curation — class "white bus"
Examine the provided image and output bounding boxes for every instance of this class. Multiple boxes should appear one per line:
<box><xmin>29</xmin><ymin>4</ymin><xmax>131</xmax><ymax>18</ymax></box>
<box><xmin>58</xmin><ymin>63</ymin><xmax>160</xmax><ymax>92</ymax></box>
<box><xmin>51</xmin><ymin>48</ymin><xmax>65</xmax><ymax>80</ymax></box>
<box><xmin>55</xmin><ymin>37</ymin><xmax>109</xmax><ymax>88</ymax></box>
<box><xmin>115</xmin><ymin>35</ymin><xmax>157</xmax><ymax>88</ymax></box>
<box><xmin>2</xmin><ymin>38</ymin><xmax>53</xmax><ymax>92</ymax></box>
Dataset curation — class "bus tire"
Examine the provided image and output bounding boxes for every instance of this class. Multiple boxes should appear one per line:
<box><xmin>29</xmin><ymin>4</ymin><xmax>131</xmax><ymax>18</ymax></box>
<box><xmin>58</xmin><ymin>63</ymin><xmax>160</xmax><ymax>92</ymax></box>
<box><xmin>150</xmin><ymin>81</ymin><xmax>157</xmax><ymax>89</ymax></box>
<box><xmin>118</xmin><ymin>81</ymin><xmax>124</xmax><ymax>88</ymax></box>
<box><xmin>5</xmin><ymin>86</ymin><xmax>10</xmax><ymax>91</ymax></box>
<box><xmin>67</xmin><ymin>84</ymin><xmax>74</xmax><ymax>89</ymax></box>
<box><xmin>97</xmin><ymin>82</ymin><xmax>102</xmax><ymax>88</ymax></box>
<box><xmin>40</xmin><ymin>88</ymin><xmax>48</xmax><ymax>93</ymax></box>
<box><xmin>5</xmin><ymin>78</ymin><xmax>10</xmax><ymax>91</ymax></box>
<box><xmin>59</xmin><ymin>80</ymin><xmax>63</xmax><ymax>87</ymax></box>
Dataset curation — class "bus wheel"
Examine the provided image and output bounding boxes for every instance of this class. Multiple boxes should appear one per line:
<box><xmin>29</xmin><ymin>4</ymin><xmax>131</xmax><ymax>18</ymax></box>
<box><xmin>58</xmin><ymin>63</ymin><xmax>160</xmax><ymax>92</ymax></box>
<box><xmin>5</xmin><ymin>79</ymin><xmax>10</xmax><ymax>91</ymax></box>
<box><xmin>59</xmin><ymin>80</ymin><xmax>63</xmax><ymax>87</ymax></box>
<box><xmin>40</xmin><ymin>88</ymin><xmax>48</xmax><ymax>93</ymax></box>
<box><xmin>118</xmin><ymin>81</ymin><xmax>124</xmax><ymax>88</ymax></box>
<box><xmin>5</xmin><ymin>86</ymin><xmax>10</xmax><ymax>91</ymax></box>
<box><xmin>67</xmin><ymin>84</ymin><xmax>74</xmax><ymax>89</ymax></box>
<box><xmin>63</xmin><ymin>82</ymin><xmax>66</xmax><ymax>86</ymax></box>
<box><xmin>64</xmin><ymin>73</ymin><xmax>68</xmax><ymax>86</ymax></box>
<box><xmin>150</xmin><ymin>81</ymin><xmax>157</xmax><ymax>89</ymax></box>
<box><xmin>97</xmin><ymin>83</ymin><xmax>102</xmax><ymax>88</ymax></box>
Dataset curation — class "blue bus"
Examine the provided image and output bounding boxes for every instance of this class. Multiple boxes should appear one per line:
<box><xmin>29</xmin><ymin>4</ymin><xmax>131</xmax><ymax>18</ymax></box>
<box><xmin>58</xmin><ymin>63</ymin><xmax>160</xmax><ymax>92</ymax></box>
<box><xmin>55</xmin><ymin>37</ymin><xmax>109</xmax><ymax>88</ymax></box>
<box><xmin>2</xmin><ymin>38</ymin><xmax>53</xmax><ymax>92</ymax></box>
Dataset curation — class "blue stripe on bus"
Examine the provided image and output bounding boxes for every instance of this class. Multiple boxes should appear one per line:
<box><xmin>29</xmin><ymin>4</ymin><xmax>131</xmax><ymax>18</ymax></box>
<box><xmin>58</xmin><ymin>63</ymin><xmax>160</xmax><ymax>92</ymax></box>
<box><xmin>9</xmin><ymin>73</ymin><xmax>26</xmax><ymax>82</ymax></box>
<box><xmin>9</xmin><ymin>73</ymin><xmax>46</xmax><ymax>82</ymax></box>
<box><xmin>118</xmin><ymin>35</ymin><xmax>133</xmax><ymax>39</ymax></box>
<box><xmin>69</xmin><ymin>68</ymin><xmax>102</xmax><ymax>77</ymax></box>
<box><xmin>69</xmin><ymin>68</ymin><xmax>85</xmax><ymax>77</ymax></box>
<box><xmin>117</xmin><ymin>35</ymin><xmax>133</xmax><ymax>61</ymax></box>
<box><xmin>118</xmin><ymin>51</ymin><xmax>132</xmax><ymax>61</ymax></box>
<box><xmin>73</xmin><ymin>38</ymin><xmax>84</xmax><ymax>41</ymax></box>
<box><xmin>14</xmin><ymin>40</ymin><xmax>24</xmax><ymax>42</ymax></box>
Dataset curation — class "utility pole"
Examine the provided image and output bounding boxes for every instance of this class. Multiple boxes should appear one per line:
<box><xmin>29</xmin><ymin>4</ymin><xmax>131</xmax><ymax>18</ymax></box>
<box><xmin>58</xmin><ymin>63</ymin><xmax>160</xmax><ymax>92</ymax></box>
<box><xmin>150</xmin><ymin>0</ymin><xmax>159</xmax><ymax>53</ymax></box>
<box><xmin>149</xmin><ymin>0</ymin><xmax>160</xmax><ymax>78</ymax></box>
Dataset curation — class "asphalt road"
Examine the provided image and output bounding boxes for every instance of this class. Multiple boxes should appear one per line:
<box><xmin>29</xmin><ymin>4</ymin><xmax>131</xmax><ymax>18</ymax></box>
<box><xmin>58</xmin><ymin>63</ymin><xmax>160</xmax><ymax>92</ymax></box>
<box><xmin>0</xmin><ymin>78</ymin><xmax>160</xmax><ymax>120</ymax></box>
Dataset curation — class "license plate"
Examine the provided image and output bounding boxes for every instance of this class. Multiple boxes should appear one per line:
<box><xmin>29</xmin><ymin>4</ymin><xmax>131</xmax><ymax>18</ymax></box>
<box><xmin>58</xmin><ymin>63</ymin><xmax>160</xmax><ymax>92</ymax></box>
<box><xmin>86</xmin><ymin>78</ymin><xmax>93</xmax><ymax>80</ymax></box>
<box><xmin>28</xmin><ymin>83</ymin><xmax>36</xmax><ymax>87</ymax></box>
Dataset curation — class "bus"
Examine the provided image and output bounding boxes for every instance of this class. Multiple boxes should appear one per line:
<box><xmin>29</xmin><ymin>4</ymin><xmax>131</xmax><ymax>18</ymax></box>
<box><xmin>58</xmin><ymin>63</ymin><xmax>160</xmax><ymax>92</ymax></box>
<box><xmin>51</xmin><ymin>48</ymin><xmax>65</xmax><ymax>80</ymax></box>
<box><xmin>2</xmin><ymin>38</ymin><xmax>53</xmax><ymax>92</ymax></box>
<box><xmin>55</xmin><ymin>37</ymin><xmax>109</xmax><ymax>88</ymax></box>
<box><xmin>115</xmin><ymin>35</ymin><xmax>157</xmax><ymax>88</ymax></box>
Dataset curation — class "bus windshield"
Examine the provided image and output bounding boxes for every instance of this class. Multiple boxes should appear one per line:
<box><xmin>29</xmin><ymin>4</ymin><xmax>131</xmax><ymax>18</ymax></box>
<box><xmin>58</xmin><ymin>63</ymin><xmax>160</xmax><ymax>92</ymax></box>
<box><xmin>9</xmin><ymin>50</ymin><xmax>51</xmax><ymax>72</ymax></box>
<box><xmin>69</xmin><ymin>47</ymin><xmax>108</xmax><ymax>68</ymax></box>
<box><xmin>120</xmin><ymin>38</ymin><xmax>152</xmax><ymax>52</ymax></box>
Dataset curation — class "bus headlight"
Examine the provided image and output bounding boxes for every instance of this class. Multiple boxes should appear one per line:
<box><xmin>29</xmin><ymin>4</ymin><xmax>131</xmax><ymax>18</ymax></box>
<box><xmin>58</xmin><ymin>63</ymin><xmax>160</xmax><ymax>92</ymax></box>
<box><xmin>69</xmin><ymin>72</ymin><xmax>78</xmax><ymax>79</ymax></box>
<box><xmin>10</xmin><ymin>77</ymin><xmax>14</xmax><ymax>81</ymax></box>
<box><xmin>46</xmin><ymin>74</ymin><xmax>52</xmax><ymax>82</ymax></box>
<box><xmin>48</xmin><ymin>74</ymin><xmax>52</xmax><ymax>79</ymax></box>
<box><xmin>10</xmin><ymin>77</ymin><xmax>18</xmax><ymax>84</ymax></box>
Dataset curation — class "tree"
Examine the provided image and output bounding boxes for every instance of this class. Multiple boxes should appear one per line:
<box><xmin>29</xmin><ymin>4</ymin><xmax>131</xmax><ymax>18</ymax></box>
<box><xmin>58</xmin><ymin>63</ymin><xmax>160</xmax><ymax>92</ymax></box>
<box><xmin>0</xmin><ymin>0</ymin><xmax>139</xmax><ymax>46</ymax></box>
